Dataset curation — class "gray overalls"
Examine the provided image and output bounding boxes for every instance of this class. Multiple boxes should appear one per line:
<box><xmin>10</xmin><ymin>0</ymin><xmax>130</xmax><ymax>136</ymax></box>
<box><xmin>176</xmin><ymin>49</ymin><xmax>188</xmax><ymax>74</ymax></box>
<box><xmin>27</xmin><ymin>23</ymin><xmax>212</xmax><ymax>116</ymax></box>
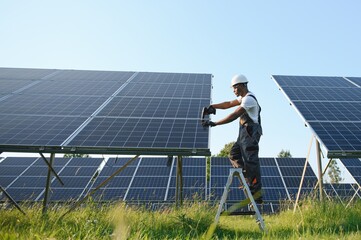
<box><xmin>229</xmin><ymin>94</ymin><xmax>262</xmax><ymax>194</ymax></box>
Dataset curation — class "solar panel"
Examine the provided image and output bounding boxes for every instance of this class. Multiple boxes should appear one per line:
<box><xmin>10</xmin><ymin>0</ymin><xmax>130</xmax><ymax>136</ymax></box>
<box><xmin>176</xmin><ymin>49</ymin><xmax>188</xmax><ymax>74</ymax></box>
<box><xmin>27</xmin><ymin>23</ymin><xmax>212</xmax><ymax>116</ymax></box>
<box><xmin>0</xmin><ymin>157</ymin><xmax>101</xmax><ymax>202</ymax></box>
<box><xmin>0</xmin><ymin>67</ymin><xmax>211</xmax><ymax>156</ymax></box>
<box><xmin>276</xmin><ymin>158</ymin><xmax>317</xmax><ymax>200</ymax></box>
<box><xmin>273</xmin><ymin>75</ymin><xmax>361</xmax><ymax>158</ymax></box>
<box><xmin>340</xmin><ymin>158</ymin><xmax>361</xmax><ymax>185</ymax></box>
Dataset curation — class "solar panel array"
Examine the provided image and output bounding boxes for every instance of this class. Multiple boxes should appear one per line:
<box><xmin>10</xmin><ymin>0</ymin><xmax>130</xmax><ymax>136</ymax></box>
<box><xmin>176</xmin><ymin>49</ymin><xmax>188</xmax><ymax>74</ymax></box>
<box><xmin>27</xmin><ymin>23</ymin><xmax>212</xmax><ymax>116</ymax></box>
<box><xmin>272</xmin><ymin>75</ymin><xmax>361</xmax><ymax>158</ymax></box>
<box><xmin>2</xmin><ymin>156</ymin><xmax>361</xmax><ymax>212</ymax></box>
<box><xmin>0</xmin><ymin>67</ymin><xmax>211</xmax><ymax>155</ymax></box>
<box><xmin>209</xmin><ymin>157</ymin><xmax>318</xmax><ymax>213</ymax></box>
<box><xmin>91</xmin><ymin>157</ymin><xmax>207</xmax><ymax>202</ymax></box>
<box><xmin>0</xmin><ymin>157</ymin><xmax>102</xmax><ymax>202</ymax></box>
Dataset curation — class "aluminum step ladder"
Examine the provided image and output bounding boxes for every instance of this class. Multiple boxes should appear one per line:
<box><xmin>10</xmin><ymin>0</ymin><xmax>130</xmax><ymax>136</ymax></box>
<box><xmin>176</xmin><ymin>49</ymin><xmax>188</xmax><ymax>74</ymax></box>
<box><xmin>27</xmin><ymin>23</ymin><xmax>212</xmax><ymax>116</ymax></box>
<box><xmin>215</xmin><ymin>168</ymin><xmax>266</xmax><ymax>232</ymax></box>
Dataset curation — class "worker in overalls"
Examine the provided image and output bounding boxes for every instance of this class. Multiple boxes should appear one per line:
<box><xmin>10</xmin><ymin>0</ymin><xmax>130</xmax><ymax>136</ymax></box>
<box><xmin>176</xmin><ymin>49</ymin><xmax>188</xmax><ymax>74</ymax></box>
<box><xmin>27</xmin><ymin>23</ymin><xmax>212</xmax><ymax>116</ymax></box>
<box><xmin>202</xmin><ymin>74</ymin><xmax>263</xmax><ymax>203</ymax></box>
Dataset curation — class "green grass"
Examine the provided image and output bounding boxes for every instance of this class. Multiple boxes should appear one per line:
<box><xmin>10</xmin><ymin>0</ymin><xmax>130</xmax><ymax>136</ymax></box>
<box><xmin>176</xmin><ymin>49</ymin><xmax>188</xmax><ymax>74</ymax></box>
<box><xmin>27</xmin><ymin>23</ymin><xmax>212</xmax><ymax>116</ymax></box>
<box><xmin>1</xmin><ymin>199</ymin><xmax>360</xmax><ymax>239</ymax></box>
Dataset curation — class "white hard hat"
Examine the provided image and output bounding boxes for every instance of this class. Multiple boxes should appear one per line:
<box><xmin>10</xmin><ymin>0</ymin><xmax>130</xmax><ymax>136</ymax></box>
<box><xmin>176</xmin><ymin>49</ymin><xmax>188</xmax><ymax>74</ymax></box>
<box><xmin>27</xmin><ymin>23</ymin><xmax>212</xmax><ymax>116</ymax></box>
<box><xmin>231</xmin><ymin>74</ymin><xmax>248</xmax><ymax>87</ymax></box>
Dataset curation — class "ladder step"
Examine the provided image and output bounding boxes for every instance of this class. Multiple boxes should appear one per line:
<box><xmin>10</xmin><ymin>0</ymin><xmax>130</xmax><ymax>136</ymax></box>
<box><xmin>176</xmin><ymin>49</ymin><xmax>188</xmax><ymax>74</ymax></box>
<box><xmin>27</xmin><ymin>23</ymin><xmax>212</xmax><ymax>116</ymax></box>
<box><xmin>225</xmin><ymin>211</ymin><xmax>256</xmax><ymax>216</ymax></box>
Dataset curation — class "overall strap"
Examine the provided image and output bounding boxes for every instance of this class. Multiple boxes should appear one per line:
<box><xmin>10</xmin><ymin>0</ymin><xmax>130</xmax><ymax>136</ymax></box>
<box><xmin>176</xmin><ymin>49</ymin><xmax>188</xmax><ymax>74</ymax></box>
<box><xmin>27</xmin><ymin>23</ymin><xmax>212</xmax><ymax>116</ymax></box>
<box><xmin>247</xmin><ymin>94</ymin><xmax>262</xmax><ymax>126</ymax></box>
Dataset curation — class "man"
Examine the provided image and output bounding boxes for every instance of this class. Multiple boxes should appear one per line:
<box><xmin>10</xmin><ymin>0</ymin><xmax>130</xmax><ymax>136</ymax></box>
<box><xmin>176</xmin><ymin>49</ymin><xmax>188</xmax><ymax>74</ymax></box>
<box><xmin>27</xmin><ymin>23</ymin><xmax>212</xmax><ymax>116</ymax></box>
<box><xmin>203</xmin><ymin>74</ymin><xmax>263</xmax><ymax>202</ymax></box>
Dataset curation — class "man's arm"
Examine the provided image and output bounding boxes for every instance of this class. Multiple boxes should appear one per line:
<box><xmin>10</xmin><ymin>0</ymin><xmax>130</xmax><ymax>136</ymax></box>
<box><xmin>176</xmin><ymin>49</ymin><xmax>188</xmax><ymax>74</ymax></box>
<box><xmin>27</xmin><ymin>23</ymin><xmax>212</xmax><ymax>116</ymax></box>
<box><xmin>214</xmin><ymin>105</ymin><xmax>245</xmax><ymax>126</ymax></box>
<box><xmin>212</xmin><ymin>99</ymin><xmax>240</xmax><ymax>109</ymax></box>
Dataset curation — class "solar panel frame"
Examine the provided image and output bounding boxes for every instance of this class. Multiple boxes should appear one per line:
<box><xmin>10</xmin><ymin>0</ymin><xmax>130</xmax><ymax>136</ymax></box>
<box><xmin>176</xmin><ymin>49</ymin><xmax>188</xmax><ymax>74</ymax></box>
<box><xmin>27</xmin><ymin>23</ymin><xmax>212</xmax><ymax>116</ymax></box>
<box><xmin>272</xmin><ymin>75</ymin><xmax>361</xmax><ymax>158</ymax></box>
<box><xmin>0</xmin><ymin>67</ymin><xmax>212</xmax><ymax>156</ymax></box>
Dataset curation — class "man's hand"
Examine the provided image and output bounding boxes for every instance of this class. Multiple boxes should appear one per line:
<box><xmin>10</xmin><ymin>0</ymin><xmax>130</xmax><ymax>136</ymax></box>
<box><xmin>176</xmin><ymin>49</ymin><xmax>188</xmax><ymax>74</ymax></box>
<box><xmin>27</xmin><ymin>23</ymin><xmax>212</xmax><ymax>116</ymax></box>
<box><xmin>202</xmin><ymin>120</ymin><xmax>217</xmax><ymax>127</ymax></box>
<box><xmin>204</xmin><ymin>105</ymin><xmax>216</xmax><ymax>115</ymax></box>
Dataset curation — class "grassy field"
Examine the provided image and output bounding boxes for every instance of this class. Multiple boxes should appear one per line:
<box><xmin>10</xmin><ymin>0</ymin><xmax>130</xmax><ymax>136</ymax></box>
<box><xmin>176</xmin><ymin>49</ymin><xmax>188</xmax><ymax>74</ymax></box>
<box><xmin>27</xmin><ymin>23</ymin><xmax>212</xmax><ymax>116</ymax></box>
<box><xmin>1</xmin><ymin>199</ymin><xmax>360</xmax><ymax>239</ymax></box>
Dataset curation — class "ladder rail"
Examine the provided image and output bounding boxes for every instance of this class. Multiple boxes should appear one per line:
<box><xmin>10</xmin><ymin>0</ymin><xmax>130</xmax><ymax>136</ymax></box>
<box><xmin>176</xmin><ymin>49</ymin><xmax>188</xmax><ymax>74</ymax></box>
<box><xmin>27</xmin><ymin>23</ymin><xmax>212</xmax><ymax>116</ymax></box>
<box><xmin>214</xmin><ymin>168</ymin><xmax>267</xmax><ymax>232</ymax></box>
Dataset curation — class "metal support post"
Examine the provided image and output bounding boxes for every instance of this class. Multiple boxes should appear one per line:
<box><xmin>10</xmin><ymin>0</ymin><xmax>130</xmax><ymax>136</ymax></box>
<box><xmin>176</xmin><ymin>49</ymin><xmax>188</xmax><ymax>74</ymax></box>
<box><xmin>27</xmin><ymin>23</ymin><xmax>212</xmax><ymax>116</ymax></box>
<box><xmin>316</xmin><ymin>140</ymin><xmax>324</xmax><ymax>200</ymax></box>
<box><xmin>0</xmin><ymin>185</ymin><xmax>26</xmax><ymax>215</ymax></box>
<box><xmin>43</xmin><ymin>153</ymin><xmax>55</xmax><ymax>214</ymax></box>
<box><xmin>294</xmin><ymin>136</ymin><xmax>313</xmax><ymax>212</ymax></box>
<box><xmin>176</xmin><ymin>155</ymin><xmax>183</xmax><ymax>207</ymax></box>
<box><xmin>39</xmin><ymin>153</ymin><xmax>64</xmax><ymax>186</ymax></box>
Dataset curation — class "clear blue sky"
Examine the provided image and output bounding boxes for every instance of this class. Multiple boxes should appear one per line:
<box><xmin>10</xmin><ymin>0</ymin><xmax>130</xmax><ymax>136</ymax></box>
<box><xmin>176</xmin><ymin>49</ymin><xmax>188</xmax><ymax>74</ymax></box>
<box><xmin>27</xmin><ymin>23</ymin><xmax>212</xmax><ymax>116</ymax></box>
<box><xmin>1</xmin><ymin>1</ymin><xmax>361</xmax><ymax>179</ymax></box>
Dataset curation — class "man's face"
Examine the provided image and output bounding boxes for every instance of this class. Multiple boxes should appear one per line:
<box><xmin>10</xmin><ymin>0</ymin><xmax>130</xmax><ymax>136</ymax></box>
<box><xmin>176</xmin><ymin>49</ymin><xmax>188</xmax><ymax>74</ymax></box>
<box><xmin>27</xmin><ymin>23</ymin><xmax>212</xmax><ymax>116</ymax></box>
<box><xmin>232</xmin><ymin>84</ymin><xmax>242</xmax><ymax>96</ymax></box>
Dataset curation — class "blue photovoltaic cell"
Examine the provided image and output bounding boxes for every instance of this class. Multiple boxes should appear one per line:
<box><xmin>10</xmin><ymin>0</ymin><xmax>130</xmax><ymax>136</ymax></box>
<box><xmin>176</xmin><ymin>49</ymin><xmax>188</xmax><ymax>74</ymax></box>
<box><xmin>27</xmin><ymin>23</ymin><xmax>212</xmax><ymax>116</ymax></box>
<box><xmin>340</xmin><ymin>158</ymin><xmax>361</xmax><ymax>167</ymax></box>
<box><xmin>0</xmin><ymin>94</ymin><xmax>107</xmax><ymax>116</ymax></box>
<box><xmin>309</xmin><ymin>122</ymin><xmax>361</xmax><ymax>151</ymax></box>
<box><xmin>340</xmin><ymin>158</ymin><xmax>361</xmax><ymax>185</ymax></box>
<box><xmin>66</xmin><ymin>157</ymin><xmax>103</xmax><ymax>167</ymax></box>
<box><xmin>283</xmin><ymin>177</ymin><xmax>316</xmax><ymax>188</ymax></box>
<box><xmin>0</xmin><ymin>167</ymin><xmax>30</xmax><ymax>176</ymax></box>
<box><xmin>210</xmin><ymin>157</ymin><xmax>230</xmax><ymax>166</ymax></box>
<box><xmin>131</xmin><ymin>72</ymin><xmax>211</xmax><ymax>85</ymax></box>
<box><xmin>92</xmin><ymin>188</ymin><xmax>128</xmax><ymax>201</ymax></box>
<box><xmin>0</xmin><ymin>68</ymin><xmax>55</xmax><ymax>80</ymax></box>
<box><xmin>276</xmin><ymin>158</ymin><xmax>306</xmax><ymax>167</ymax></box>
<box><xmin>280</xmin><ymin>87</ymin><xmax>361</xmax><ymax>102</ymax></box>
<box><xmin>181</xmin><ymin>157</ymin><xmax>206</xmax><ymax>166</ymax></box>
<box><xmin>136</xmin><ymin>167</ymin><xmax>171</xmax><ymax>176</ymax></box>
<box><xmin>273</xmin><ymin>75</ymin><xmax>361</xmax><ymax>157</ymax></box>
<box><xmin>98</xmin><ymin>166</ymin><xmax>136</xmax><ymax>177</ymax></box>
<box><xmin>11</xmin><ymin>176</ymin><xmax>47</xmax><ymax>188</ymax></box>
<box><xmin>106</xmin><ymin>157</ymin><xmax>140</xmax><ymax>167</ymax></box>
<box><xmin>45</xmin><ymin>70</ymin><xmax>135</xmax><ymax>81</ymax></box>
<box><xmin>273</xmin><ymin>75</ymin><xmax>354</xmax><ymax>88</ymax></box>
<box><xmin>22</xmin><ymin>166</ymin><xmax>63</xmax><ymax>176</ymax></box>
<box><xmin>0</xmin><ymin>80</ymin><xmax>36</xmax><ymax>94</ymax></box>
<box><xmin>170</xmin><ymin>177</ymin><xmax>205</xmax><ymax>188</ymax></box>
<box><xmin>260</xmin><ymin>158</ymin><xmax>277</xmax><ymax>166</ymax></box>
<box><xmin>94</xmin><ymin>176</ymin><xmax>132</xmax><ymax>188</ymax></box>
<box><xmin>3</xmin><ymin>188</ymin><xmax>43</xmax><ymax>201</ymax></box>
<box><xmin>22</xmin><ymin>80</ymin><xmax>128</xmax><ymax>96</ymax></box>
<box><xmin>347</xmin><ymin>77</ymin><xmax>361</xmax><ymax>87</ymax></box>
<box><xmin>50</xmin><ymin>188</ymin><xmax>86</xmax><ymax>201</ymax></box>
<box><xmin>68</xmin><ymin>118</ymin><xmax>208</xmax><ymax>149</ymax></box>
<box><xmin>167</xmin><ymin>188</ymin><xmax>206</xmax><ymax>200</ymax></box>
<box><xmin>260</xmin><ymin>167</ymin><xmax>279</xmax><ymax>176</ymax></box>
<box><xmin>58</xmin><ymin>167</ymin><xmax>98</xmax><ymax>177</ymax></box>
<box><xmin>278</xmin><ymin>167</ymin><xmax>315</xmax><ymax>177</ymax></box>
<box><xmin>131</xmin><ymin>177</ymin><xmax>169</xmax><ymax>188</ymax></box>
<box><xmin>118</xmin><ymin>82</ymin><xmax>211</xmax><ymax>99</ymax></box>
<box><xmin>171</xmin><ymin>167</ymin><xmax>205</xmax><ymax>176</ymax></box>
<box><xmin>97</xmin><ymin>97</ymin><xmax>209</xmax><ymax>119</ymax></box>
<box><xmin>52</xmin><ymin>176</ymin><xmax>92</xmax><ymax>188</ymax></box>
<box><xmin>294</xmin><ymin>101</ymin><xmax>361</xmax><ymax>122</ymax></box>
<box><xmin>0</xmin><ymin>115</ymin><xmax>88</xmax><ymax>146</ymax></box>
<box><xmin>0</xmin><ymin>157</ymin><xmax>39</xmax><ymax>165</ymax></box>
<box><xmin>125</xmin><ymin>188</ymin><xmax>166</xmax><ymax>201</ymax></box>
<box><xmin>139</xmin><ymin>157</ymin><xmax>172</xmax><ymax>166</ymax></box>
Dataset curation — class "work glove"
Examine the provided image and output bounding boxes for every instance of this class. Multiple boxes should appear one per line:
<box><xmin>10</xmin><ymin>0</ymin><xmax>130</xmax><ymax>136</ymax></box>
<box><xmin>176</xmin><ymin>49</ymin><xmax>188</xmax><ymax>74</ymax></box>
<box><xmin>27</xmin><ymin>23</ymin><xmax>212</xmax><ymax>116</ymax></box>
<box><xmin>204</xmin><ymin>105</ymin><xmax>216</xmax><ymax>115</ymax></box>
<box><xmin>202</xmin><ymin>120</ymin><xmax>217</xmax><ymax>127</ymax></box>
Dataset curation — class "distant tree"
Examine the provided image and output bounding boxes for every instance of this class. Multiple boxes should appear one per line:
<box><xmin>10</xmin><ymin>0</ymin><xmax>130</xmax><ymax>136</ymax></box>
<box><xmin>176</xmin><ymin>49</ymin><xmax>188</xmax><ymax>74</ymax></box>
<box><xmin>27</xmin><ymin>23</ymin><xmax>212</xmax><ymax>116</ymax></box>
<box><xmin>216</xmin><ymin>142</ymin><xmax>235</xmax><ymax>157</ymax></box>
<box><xmin>328</xmin><ymin>159</ymin><xmax>343</xmax><ymax>184</ymax></box>
<box><xmin>63</xmin><ymin>153</ymin><xmax>89</xmax><ymax>158</ymax></box>
<box><xmin>277</xmin><ymin>149</ymin><xmax>292</xmax><ymax>158</ymax></box>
